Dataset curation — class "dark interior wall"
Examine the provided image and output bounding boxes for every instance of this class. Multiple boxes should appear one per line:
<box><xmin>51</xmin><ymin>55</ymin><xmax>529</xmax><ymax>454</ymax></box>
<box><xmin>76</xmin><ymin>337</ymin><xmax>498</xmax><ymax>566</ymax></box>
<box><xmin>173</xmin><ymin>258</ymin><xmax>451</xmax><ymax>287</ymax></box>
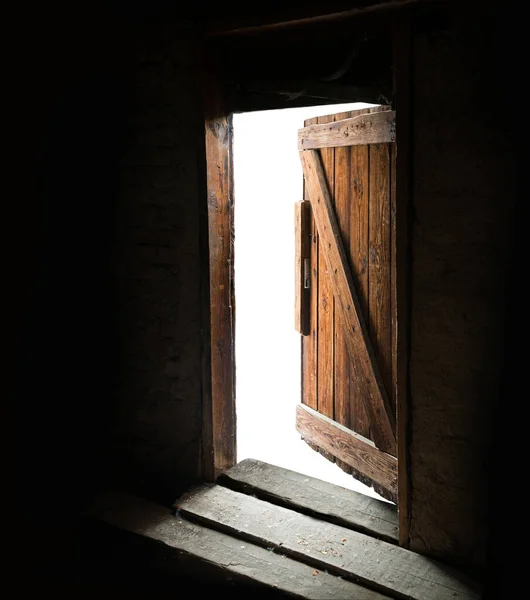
<box><xmin>17</xmin><ymin>7</ymin><xmax>206</xmax><ymax>543</ymax></box>
<box><xmin>109</xmin><ymin>23</ymin><xmax>205</xmax><ymax>504</ymax></box>
<box><xmin>408</xmin><ymin>5</ymin><xmax>517</xmax><ymax>571</ymax></box>
<box><xmin>15</xmin><ymin>2</ymin><xmax>521</xmax><ymax>587</ymax></box>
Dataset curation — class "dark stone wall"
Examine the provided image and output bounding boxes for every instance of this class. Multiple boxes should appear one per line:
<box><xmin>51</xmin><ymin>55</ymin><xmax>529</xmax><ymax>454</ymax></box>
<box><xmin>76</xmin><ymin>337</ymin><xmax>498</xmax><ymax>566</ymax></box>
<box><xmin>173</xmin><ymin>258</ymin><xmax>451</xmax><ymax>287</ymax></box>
<box><xmin>408</xmin><ymin>5</ymin><xmax>517</xmax><ymax>571</ymax></box>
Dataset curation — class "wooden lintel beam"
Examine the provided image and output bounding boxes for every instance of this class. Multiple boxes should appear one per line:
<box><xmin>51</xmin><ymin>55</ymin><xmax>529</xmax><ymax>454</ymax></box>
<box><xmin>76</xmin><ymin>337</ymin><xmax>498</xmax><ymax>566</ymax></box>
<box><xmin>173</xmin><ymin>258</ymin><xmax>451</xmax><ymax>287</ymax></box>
<box><xmin>205</xmin><ymin>0</ymin><xmax>441</xmax><ymax>38</ymax></box>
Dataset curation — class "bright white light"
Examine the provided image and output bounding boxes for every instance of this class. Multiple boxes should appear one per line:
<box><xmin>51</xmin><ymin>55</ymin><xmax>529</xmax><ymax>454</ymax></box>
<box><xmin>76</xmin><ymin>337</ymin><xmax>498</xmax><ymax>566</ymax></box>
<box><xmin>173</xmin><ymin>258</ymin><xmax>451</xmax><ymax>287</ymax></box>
<box><xmin>233</xmin><ymin>102</ymin><xmax>389</xmax><ymax>501</ymax></box>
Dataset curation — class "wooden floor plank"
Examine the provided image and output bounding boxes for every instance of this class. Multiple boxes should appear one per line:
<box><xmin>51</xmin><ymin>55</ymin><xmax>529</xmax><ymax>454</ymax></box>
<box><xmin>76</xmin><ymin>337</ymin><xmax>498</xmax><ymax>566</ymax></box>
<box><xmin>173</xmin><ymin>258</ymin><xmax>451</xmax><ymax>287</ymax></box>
<box><xmin>89</xmin><ymin>491</ymin><xmax>389</xmax><ymax>600</ymax></box>
<box><xmin>177</xmin><ymin>485</ymin><xmax>482</xmax><ymax>600</ymax></box>
<box><xmin>217</xmin><ymin>458</ymin><xmax>398</xmax><ymax>543</ymax></box>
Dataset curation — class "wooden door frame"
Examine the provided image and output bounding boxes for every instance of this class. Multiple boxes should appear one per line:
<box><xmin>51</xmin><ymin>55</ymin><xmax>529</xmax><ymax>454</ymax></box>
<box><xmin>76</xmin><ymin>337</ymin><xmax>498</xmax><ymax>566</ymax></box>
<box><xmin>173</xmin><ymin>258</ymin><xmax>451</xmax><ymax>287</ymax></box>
<box><xmin>200</xmin><ymin>20</ymin><xmax>412</xmax><ymax>547</ymax></box>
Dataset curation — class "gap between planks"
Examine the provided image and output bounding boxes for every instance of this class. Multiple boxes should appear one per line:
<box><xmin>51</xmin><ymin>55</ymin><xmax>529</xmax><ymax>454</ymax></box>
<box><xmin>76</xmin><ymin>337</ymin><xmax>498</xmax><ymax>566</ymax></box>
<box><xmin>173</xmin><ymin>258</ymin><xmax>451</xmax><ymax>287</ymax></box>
<box><xmin>89</xmin><ymin>491</ymin><xmax>391</xmax><ymax>600</ymax></box>
<box><xmin>176</xmin><ymin>484</ymin><xmax>482</xmax><ymax>600</ymax></box>
<box><xmin>217</xmin><ymin>458</ymin><xmax>398</xmax><ymax>543</ymax></box>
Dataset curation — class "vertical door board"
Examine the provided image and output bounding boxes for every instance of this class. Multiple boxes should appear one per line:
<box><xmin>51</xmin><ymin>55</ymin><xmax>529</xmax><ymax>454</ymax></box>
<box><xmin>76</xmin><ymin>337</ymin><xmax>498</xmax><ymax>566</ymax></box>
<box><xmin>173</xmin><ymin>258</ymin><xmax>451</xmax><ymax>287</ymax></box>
<box><xmin>301</xmin><ymin>116</ymin><xmax>319</xmax><ymax>454</ymax></box>
<box><xmin>316</xmin><ymin>113</ymin><xmax>336</xmax><ymax>463</ymax></box>
<box><xmin>350</xmin><ymin>108</ymin><xmax>374</xmax><ymax>445</ymax></box>
<box><xmin>369</xmin><ymin>143</ymin><xmax>393</xmax><ymax>410</ymax></box>
<box><xmin>333</xmin><ymin>110</ymin><xmax>354</xmax><ymax>476</ymax></box>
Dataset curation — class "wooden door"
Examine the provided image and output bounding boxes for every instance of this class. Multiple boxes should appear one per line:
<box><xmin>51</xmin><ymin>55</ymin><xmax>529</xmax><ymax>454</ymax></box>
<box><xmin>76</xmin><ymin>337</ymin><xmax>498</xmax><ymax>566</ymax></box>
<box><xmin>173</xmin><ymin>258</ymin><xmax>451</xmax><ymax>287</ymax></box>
<box><xmin>295</xmin><ymin>106</ymin><xmax>397</xmax><ymax>502</ymax></box>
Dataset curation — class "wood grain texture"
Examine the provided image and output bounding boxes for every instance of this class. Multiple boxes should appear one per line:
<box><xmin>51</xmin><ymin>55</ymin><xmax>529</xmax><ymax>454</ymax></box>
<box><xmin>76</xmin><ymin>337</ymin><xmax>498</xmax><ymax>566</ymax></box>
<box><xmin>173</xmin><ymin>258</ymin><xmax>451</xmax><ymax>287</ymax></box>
<box><xmin>369</xmin><ymin>143</ymin><xmax>393</xmax><ymax>409</ymax></box>
<box><xmin>316</xmin><ymin>113</ymin><xmax>336</xmax><ymax>463</ymax></box>
<box><xmin>218</xmin><ymin>458</ymin><xmax>399</xmax><ymax>543</ymax></box>
<box><xmin>334</xmin><ymin>107</ymin><xmax>384</xmax><ymax>483</ymax></box>
<box><xmin>204</xmin><ymin>92</ymin><xmax>236</xmax><ymax>478</ymax></box>
<box><xmin>391</xmin><ymin>145</ymin><xmax>398</xmax><ymax>448</ymax></box>
<box><xmin>294</xmin><ymin>200</ymin><xmax>310</xmax><ymax>335</ymax></box>
<box><xmin>300</xmin><ymin>149</ymin><xmax>396</xmax><ymax>455</ymax></box>
<box><xmin>350</xmin><ymin>108</ymin><xmax>373</xmax><ymax>444</ymax></box>
<box><xmin>178</xmin><ymin>485</ymin><xmax>482</xmax><ymax>600</ymax></box>
<box><xmin>301</xmin><ymin>116</ymin><xmax>319</xmax><ymax>419</ymax></box>
<box><xmin>296</xmin><ymin>404</ymin><xmax>397</xmax><ymax>500</ymax></box>
<box><xmin>90</xmin><ymin>491</ymin><xmax>389</xmax><ymax>600</ymax></box>
<box><xmin>332</xmin><ymin>110</ymin><xmax>354</xmax><ymax>476</ymax></box>
<box><xmin>298</xmin><ymin>111</ymin><xmax>395</xmax><ymax>150</ymax></box>
<box><xmin>360</xmin><ymin>107</ymin><xmax>398</xmax><ymax>512</ymax></box>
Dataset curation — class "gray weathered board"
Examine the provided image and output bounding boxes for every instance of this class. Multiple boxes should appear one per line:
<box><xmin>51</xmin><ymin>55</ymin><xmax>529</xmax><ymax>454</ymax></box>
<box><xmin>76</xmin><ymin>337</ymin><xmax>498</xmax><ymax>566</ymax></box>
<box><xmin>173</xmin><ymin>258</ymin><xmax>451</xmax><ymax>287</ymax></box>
<box><xmin>298</xmin><ymin>111</ymin><xmax>396</xmax><ymax>150</ymax></box>
<box><xmin>89</xmin><ymin>491</ymin><xmax>390</xmax><ymax>599</ymax></box>
<box><xmin>177</xmin><ymin>485</ymin><xmax>482</xmax><ymax>600</ymax></box>
<box><xmin>218</xmin><ymin>459</ymin><xmax>398</xmax><ymax>543</ymax></box>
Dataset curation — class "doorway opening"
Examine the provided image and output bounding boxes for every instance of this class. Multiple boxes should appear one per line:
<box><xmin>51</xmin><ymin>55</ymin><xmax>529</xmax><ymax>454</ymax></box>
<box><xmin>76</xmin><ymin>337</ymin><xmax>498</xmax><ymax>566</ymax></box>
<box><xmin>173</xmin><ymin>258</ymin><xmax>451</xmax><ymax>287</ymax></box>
<box><xmin>233</xmin><ymin>103</ymin><xmax>390</xmax><ymax>502</ymax></box>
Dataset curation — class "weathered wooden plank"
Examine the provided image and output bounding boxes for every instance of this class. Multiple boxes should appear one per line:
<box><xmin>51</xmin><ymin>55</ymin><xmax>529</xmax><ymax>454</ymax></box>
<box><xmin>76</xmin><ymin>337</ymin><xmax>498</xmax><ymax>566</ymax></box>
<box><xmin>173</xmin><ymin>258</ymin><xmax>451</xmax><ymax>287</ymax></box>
<box><xmin>296</xmin><ymin>404</ymin><xmax>397</xmax><ymax>499</ymax></box>
<box><xmin>295</xmin><ymin>200</ymin><xmax>310</xmax><ymax>335</ymax></box>
<box><xmin>298</xmin><ymin>111</ymin><xmax>396</xmax><ymax>151</ymax></box>
<box><xmin>218</xmin><ymin>458</ymin><xmax>399</xmax><ymax>543</ymax></box>
<box><xmin>390</xmin><ymin>142</ymin><xmax>398</xmax><ymax>439</ymax></box>
<box><xmin>350</xmin><ymin>109</ymin><xmax>372</xmax><ymax>444</ymax></box>
<box><xmin>178</xmin><ymin>485</ymin><xmax>482</xmax><ymax>600</ymax></box>
<box><xmin>332</xmin><ymin>111</ymin><xmax>353</xmax><ymax>474</ymax></box>
<box><xmin>300</xmin><ymin>149</ymin><xmax>396</xmax><ymax>455</ymax></box>
<box><xmin>301</xmin><ymin>117</ymin><xmax>318</xmax><ymax>419</ymax></box>
<box><xmin>369</xmin><ymin>143</ymin><xmax>393</xmax><ymax>410</ymax></box>
<box><xmin>204</xmin><ymin>86</ymin><xmax>236</xmax><ymax>478</ymax></box>
<box><xmin>90</xmin><ymin>492</ymin><xmax>389</xmax><ymax>600</ymax></box>
<box><xmin>316</xmin><ymin>113</ymin><xmax>336</xmax><ymax>463</ymax></box>
<box><xmin>334</xmin><ymin>107</ymin><xmax>385</xmax><ymax>484</ymax></box>
<box><xmin>361</xmin><ymin>107</ymin><xmax>395</xmax><ymax>500</ymax></box>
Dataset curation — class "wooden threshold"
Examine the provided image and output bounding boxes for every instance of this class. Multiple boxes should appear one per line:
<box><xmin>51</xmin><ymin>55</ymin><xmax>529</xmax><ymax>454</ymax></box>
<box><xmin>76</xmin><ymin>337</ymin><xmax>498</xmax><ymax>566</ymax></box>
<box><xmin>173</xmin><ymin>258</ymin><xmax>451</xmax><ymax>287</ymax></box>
<box><xmin>218</xmin><ymin>459</ymin><xmax>398</xmax><ymax>544</ymax></box>
<box><xmin>177</xmin><ymin>484</ymin><xmax>482</xmax><ymax>600</ymax></box>
<box><xmin>89</xmin><ymin>491</ymin><xmax>391</xmax><ymax>599</ymax></box>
